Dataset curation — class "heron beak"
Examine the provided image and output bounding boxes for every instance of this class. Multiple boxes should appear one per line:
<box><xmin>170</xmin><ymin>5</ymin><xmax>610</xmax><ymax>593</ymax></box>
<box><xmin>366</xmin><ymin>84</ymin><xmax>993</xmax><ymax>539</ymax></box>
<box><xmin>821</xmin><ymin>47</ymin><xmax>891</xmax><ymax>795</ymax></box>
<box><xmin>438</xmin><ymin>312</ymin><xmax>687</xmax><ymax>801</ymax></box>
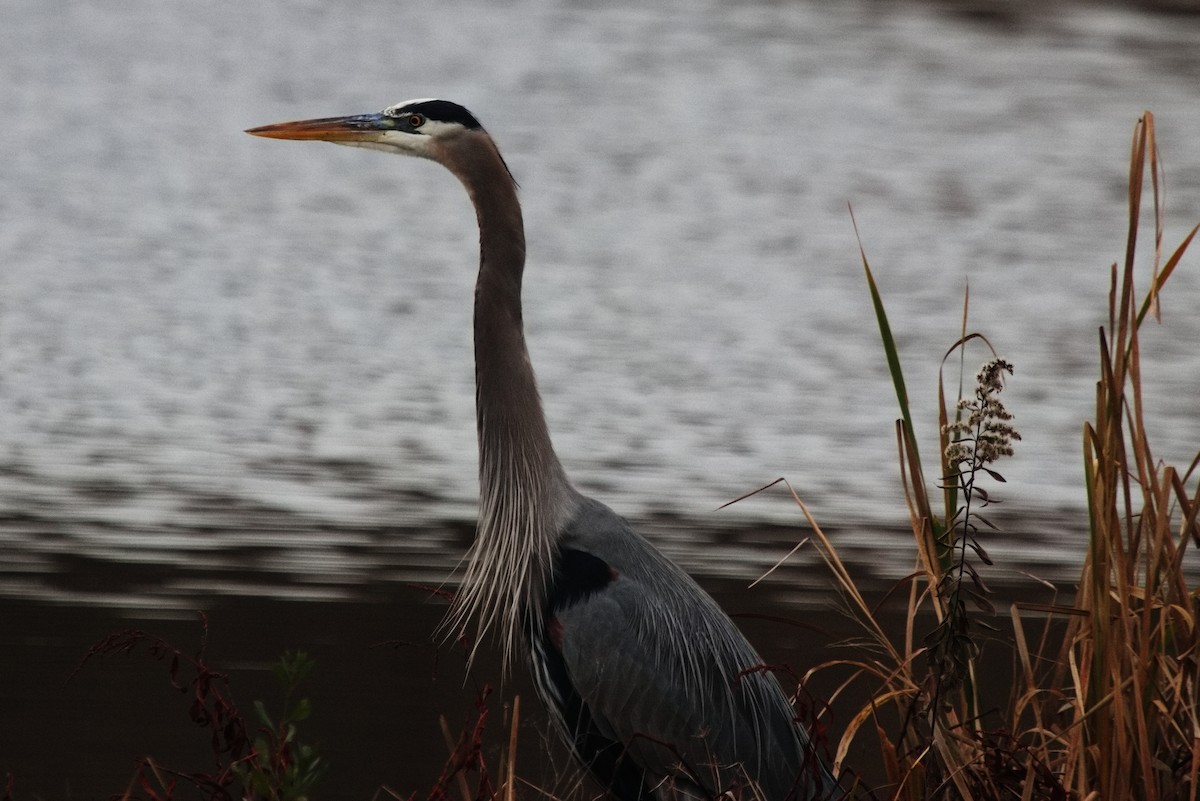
<box><xmin>245</xmin><ymin>112</ymin><xmax>393</xmax><ymax>143</ymax></box>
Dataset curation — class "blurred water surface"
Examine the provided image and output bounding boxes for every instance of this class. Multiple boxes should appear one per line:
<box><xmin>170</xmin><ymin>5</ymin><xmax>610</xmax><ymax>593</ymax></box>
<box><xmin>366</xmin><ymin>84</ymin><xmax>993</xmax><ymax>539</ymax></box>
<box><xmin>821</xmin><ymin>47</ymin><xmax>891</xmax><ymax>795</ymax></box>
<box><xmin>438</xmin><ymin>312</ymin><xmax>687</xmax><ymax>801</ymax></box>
<box><xmin>1</xmin><ymin>0</ymin><xmax>1199</xmax><ymax>796</ymax></box>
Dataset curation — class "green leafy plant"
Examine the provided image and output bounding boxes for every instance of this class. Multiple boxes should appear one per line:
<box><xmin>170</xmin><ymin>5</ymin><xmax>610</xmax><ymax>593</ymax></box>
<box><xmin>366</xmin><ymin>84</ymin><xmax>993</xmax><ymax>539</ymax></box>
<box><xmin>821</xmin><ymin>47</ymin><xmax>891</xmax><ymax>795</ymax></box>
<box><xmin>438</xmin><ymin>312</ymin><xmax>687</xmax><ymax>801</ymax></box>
<box><xmin>231</xmin><ymin>651</ymin><xmax>326</xmax><ymax>801</ymax></box>
<box><xmin>79</xmin><ymin>622</ymin><xmax>327</xmax><ymax>801</ymax></box>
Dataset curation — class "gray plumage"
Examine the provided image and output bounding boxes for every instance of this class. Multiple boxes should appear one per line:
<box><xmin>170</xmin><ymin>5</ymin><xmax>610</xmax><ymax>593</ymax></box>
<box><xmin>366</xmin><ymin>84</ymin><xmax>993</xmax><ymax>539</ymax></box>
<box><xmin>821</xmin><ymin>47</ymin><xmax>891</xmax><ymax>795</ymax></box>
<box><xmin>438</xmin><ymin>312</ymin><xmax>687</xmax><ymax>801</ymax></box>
<box><xmin>247</xmin><ymin>98</ymin><xmax>840</xmax><ymax>801</ymax></box>
<box><xmin>547</xmin><ymin>497</ymin><xmax>831</xmax><ymax>799</ymax></box>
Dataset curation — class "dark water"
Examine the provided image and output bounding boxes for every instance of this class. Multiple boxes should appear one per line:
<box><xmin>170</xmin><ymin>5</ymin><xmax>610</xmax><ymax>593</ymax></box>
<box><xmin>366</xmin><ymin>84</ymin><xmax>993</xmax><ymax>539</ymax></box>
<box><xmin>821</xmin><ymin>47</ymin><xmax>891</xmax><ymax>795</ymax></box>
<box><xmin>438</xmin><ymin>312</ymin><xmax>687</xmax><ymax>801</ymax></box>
<box><xmin>3</xmin><ymin>0</ymin><xmax>1200</xmax><ymax>796</ymax></box>
<box><xmin>0</xmin><ymin>571</ymin><xmax>842</xmax><ymax>797</ymax></box>
<box><xmin>4</xmin><ymin>570</ymin><xmax>1032</xmax><ymax>799</ymax></box>
<box><xmin>0</xmin><ymin>510</ymin><xmax>1071</xmax><ymax>799</ymax></box>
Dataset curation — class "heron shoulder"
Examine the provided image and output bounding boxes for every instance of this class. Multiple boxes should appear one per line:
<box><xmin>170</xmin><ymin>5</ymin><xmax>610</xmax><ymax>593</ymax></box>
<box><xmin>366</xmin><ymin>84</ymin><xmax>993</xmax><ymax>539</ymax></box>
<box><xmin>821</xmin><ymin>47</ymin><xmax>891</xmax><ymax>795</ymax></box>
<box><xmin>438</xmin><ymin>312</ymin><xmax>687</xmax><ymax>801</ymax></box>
<box><xmin>556</xmin><ymin>496</ymin><xmax>687</xmax><ymax>582</ymax></box>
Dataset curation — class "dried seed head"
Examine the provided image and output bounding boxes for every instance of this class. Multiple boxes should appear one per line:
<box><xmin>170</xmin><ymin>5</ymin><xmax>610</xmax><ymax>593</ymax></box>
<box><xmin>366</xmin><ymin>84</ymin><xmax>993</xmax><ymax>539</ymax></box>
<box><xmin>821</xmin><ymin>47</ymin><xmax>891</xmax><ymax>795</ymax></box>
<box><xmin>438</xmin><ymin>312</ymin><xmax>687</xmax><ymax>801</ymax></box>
<box><xmin>977</xmin><ymin>358</ymin><xmax>1014</xmax><ymax>393</ymax></box>
<box><xmin>944</xmin><ymin>358</ymin><xmax>1021</xmax><ymax>467</ymax></box>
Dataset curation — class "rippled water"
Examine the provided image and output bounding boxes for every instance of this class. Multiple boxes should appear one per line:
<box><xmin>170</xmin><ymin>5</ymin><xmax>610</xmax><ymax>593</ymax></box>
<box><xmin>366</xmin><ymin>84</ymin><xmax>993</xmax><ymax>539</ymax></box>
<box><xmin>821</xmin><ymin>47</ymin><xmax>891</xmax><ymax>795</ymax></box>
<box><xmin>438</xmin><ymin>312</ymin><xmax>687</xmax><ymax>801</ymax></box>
<box><xmin>2</xmin><ymin>0</ymin><xmax>1199</xmax><ymax>796</ymax></box>
<box><xmin>3</xmin><ymin>0</ymin><xmax>1200</xmax><ymax>602</ymax></box>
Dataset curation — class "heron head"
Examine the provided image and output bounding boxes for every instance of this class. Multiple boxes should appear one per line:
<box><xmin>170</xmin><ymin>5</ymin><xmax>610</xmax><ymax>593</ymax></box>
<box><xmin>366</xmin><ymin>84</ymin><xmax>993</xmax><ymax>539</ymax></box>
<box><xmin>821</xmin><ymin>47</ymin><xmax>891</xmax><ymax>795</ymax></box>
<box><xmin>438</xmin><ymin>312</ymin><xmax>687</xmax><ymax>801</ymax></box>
<box><xmin>246</xmin><ymin>98</ymin><xmax>485</xmax><ymax>161</ymax></box>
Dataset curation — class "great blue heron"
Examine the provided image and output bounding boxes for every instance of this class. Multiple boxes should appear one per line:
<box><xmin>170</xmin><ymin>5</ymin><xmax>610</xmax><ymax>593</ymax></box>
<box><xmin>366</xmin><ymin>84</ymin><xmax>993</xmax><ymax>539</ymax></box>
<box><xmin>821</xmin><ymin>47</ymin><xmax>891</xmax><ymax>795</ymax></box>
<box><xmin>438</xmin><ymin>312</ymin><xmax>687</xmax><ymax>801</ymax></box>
<box><xmin>247</xmin><ymin>98</ymin><xmax>840</xmax><ymax>801</ymax></box>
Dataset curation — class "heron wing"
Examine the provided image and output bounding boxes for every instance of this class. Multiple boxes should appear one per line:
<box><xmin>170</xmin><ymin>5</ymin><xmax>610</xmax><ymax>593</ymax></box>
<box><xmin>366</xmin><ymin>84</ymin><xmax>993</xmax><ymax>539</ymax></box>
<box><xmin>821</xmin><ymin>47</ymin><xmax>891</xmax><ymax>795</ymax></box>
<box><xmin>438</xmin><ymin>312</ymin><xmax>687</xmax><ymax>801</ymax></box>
<box><xmin>531</xmin><ymin>588</ymin><xmax>658</xmax><ymax>800</ymax></box>
<box><xmin>541</xmin><ymin>497</ymin><xmax>826</xmax><ymax>799</ymax></box>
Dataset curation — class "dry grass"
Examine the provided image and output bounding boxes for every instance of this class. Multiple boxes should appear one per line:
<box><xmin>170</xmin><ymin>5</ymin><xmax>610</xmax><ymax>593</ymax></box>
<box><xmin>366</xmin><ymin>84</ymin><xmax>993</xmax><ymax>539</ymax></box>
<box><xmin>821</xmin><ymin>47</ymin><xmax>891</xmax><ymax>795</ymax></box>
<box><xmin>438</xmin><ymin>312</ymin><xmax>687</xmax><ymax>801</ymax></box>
<box><xmin>813</xmin><ymin>112</ymin><xmax>1200</xmax><ymax>800</ymax></box>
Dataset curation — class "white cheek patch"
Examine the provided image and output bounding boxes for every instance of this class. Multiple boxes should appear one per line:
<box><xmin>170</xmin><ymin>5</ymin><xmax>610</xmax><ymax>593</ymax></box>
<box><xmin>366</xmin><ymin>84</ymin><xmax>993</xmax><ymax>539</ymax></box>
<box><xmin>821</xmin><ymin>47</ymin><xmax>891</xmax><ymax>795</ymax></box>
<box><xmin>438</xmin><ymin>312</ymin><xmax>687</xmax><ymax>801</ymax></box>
<box><xmin>330</xmin><ymin>129</ymin><xmax>437</xmax><ymax>158</ymax></box>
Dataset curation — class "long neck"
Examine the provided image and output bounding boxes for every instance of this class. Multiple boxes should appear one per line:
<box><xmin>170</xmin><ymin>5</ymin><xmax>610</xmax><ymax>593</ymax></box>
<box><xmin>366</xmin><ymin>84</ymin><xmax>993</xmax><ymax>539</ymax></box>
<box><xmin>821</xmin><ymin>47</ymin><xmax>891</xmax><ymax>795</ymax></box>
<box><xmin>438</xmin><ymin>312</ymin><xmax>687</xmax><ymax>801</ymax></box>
<box><xmin>441</xmin><ymin>133</ymin><xmax>573</xmax><ymax>664</ymax></box>
<box><xmin>469</xmin><ymin>154</ymin><xmax>557</xmax><ymax>485</ymax></box>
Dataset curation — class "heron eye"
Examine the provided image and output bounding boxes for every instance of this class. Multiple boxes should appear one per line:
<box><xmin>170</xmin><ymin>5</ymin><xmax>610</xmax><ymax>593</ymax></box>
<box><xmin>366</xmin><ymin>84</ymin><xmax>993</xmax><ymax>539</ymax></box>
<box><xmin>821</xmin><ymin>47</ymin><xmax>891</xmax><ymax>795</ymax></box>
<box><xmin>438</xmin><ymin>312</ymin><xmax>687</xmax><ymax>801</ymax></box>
<box><xmin>408</xmin><ymin>114</ymin><xmax>426</xmax><ymax>128</ymax></box>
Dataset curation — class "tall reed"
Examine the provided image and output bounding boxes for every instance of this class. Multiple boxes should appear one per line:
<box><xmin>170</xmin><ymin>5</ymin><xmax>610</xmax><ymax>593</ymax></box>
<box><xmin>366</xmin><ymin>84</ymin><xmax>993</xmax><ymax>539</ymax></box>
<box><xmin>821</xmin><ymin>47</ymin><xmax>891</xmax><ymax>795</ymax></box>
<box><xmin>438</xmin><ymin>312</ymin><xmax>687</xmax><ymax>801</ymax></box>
<box><xmin>814</xmin><ymin>112</ymin><xmax>1199</xmax><ymax>800</ymax></box>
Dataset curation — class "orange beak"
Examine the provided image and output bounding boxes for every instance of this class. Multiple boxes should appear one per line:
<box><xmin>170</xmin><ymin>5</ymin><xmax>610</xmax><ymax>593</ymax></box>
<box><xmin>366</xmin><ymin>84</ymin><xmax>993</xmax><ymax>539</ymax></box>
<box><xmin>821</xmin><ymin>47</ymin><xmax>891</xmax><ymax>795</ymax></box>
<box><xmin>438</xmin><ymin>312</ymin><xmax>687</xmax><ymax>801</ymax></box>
<box><xmin>245</xmin><ymin>113</ymin><xmax>393</xmax><ymax>142</ymax></box>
